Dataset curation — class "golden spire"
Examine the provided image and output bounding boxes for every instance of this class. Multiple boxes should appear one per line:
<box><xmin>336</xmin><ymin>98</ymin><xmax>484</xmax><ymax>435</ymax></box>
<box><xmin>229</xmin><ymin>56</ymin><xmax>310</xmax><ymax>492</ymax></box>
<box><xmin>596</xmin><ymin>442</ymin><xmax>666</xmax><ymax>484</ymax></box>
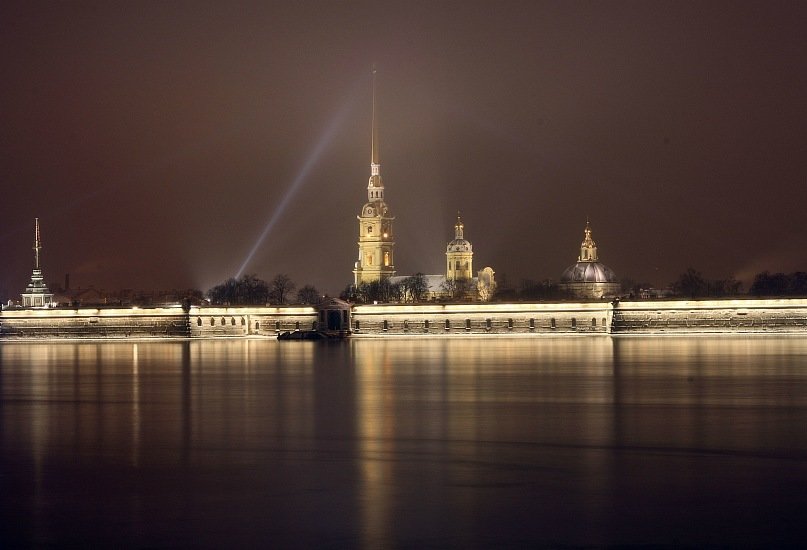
<box><xmin>455</xmin><ymin>211</ymin><xmax>464</xmax><ymax>239</ymax></box>
<box><xmin>367</xmin><ymin>65</ymin><xmax>383</xmax><ymax>199</ymax></box>
<box><xmin>371</xmin><ymin>65</ymin><xmax>379</xmax><ymax>167</ymax></box>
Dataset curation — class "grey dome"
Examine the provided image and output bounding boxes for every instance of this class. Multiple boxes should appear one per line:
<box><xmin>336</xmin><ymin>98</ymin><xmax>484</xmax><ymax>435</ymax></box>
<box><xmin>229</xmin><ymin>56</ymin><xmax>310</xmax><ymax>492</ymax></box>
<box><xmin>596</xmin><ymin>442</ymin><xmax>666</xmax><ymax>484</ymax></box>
<box><xmin>560</xmin><ymin>261</ymin><xmax>617</xmax><ymax>283</ymax></box>
<box><xmin>447</xmin><ymin>238</ymin><xmax>472</xmax><ymax>252</ymax></box>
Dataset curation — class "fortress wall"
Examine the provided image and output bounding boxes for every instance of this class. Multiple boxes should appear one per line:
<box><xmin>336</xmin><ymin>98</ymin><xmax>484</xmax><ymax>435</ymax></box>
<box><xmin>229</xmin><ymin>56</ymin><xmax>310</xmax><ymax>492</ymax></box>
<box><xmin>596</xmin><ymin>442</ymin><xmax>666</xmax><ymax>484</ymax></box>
<box><xmin>0</xmin><ymin>307</ymin><xmax>190</xmax><ymax>338</ymax></box>
<box><xmin>188</xmin><ymin>306</ymin><xmax>317</xmax><ymax>337</ymax></box>
<box><xmin>3</xmin><ymin>299</ymin><xmax>807</xmax><ymax>339</ymax></box>
<box><xmin>613</xmin><ymin>299</ymin><xmax>807</xmax><ymax>333</ymax></box>
<box><xmin>351</xmin><ymin>302</ymin><xmax>613</xmax><ymax>335</ymax></box>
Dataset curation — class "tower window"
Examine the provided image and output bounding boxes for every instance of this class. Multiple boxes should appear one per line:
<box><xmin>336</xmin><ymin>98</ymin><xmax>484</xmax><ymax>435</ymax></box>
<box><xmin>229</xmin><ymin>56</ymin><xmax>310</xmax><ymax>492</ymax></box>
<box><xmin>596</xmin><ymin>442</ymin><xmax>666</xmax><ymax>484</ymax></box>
<box><xmin>367</xmin><ymin>226</ymin><xmax>373</xmax><ymax>234</ymax></box>
<box><xmin>197</xmin><ymin>318</ymin><xmax>202</xmax><ymax>327</ymax></box>
<box><xmin>384</xmin><ymin>252</ymin><xmax>390</xmax><ymax>267</ymax></box>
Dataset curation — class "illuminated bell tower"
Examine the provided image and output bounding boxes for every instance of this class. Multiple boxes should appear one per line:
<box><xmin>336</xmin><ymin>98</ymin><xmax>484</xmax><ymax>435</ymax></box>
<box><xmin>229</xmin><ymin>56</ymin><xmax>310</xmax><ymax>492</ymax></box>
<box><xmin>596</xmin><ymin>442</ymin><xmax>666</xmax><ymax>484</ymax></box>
<box><xmin>353</xmin><ymin>68</ymin><xmax>395</xmax><ymax>286</ymax></box>
<box><xmin>446</xmin><ymin>214</ymin><xmax>473</xmax><ymax>280</ymax></box>
<box><xmin>21</xmin><ymin>218</ymin><xmax>54</xmax><ymax>308</ymax></box>
<box><xmin>579</xmin><ymin>218</ymin><xmax>598</xmax><ymax>262</ymax></box>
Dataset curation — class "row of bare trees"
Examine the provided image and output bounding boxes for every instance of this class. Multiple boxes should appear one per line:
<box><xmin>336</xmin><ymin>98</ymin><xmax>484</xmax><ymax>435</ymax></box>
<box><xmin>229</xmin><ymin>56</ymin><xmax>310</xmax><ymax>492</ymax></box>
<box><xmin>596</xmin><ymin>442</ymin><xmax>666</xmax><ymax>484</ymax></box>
<box><xmin>206</xmin><ymin>274</ymin><xmax>320</xmax><ymax>305</ymax></box>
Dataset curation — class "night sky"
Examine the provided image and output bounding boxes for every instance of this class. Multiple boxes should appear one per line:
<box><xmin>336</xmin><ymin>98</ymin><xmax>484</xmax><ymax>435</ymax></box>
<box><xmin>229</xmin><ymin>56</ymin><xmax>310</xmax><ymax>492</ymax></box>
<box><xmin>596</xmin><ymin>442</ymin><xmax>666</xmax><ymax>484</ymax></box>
<box><xmin>2</xmin><ymin>1</ymin><xmax>805</xmax><ymax>299</ymax></box>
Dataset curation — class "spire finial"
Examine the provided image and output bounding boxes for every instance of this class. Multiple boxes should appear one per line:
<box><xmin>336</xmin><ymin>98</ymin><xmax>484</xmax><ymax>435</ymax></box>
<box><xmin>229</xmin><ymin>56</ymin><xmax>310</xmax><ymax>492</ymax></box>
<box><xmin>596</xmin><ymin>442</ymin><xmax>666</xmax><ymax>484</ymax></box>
<box><xmin>371</xmin><ymin>65</ymin><xmax>379</xmax><ymax>167</ymax></box>
<box><xmin>367</xmin><ymin>65</ymin><xmax>383</xmax><ymax>199</ymax></box>
<box><xmin>33</xmin><ymin>217</ymin><xmax>42</xmax><ymax>270</ymax></box>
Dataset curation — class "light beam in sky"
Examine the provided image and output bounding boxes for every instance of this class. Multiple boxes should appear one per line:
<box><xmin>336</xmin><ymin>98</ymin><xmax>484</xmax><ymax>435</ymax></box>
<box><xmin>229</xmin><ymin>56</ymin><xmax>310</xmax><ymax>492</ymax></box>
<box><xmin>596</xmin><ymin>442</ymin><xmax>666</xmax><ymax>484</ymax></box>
<box><xmin>235</xmin><ymin>92</ymin><xmax>358</xmax><ymax>279</ymax></box>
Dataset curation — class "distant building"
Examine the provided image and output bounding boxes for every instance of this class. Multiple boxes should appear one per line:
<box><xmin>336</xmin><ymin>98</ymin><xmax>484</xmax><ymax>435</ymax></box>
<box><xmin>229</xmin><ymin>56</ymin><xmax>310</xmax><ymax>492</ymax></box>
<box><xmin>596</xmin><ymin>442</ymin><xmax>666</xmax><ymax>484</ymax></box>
<box><xmin>353</xmin><ymin>69</ymin><xmax>395</xmax><ymax>286</ymax></box>
<box><xmin>560</xmin><ymin>220</ymin><xmax>620</xmax><ymax>299</ymax></box>
<box><xmin>21</xmin><ymin>218</ymin><xmax>54</xmax><ymax>308</ymax></box>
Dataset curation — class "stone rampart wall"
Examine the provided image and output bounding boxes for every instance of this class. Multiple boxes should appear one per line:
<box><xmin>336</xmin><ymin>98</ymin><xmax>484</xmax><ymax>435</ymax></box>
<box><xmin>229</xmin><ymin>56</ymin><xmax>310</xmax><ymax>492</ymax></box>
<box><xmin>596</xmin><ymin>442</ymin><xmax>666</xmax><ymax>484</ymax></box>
<box><xmin>188</xmin><ymin>306</ymin><xmax>317</xmax><ymax>337</ymax></box>
<box><xmin>612</xmin><ymin>299</ymin><xmax>807</xmax><ymax>333</ymax></box>
<box><xmin>0</xmin><ymin>307</ymin><xmax>190</xmax><ymax>338</ymax></box>
<box><xmin>351</xmin><ymin>302</ymin><xmax>612</xmax><ymax>335</ymax></box>
<box><xmin>2</xmin><ymin>299</ymin><xmax>807</xmax><ymax>339</ymax></box>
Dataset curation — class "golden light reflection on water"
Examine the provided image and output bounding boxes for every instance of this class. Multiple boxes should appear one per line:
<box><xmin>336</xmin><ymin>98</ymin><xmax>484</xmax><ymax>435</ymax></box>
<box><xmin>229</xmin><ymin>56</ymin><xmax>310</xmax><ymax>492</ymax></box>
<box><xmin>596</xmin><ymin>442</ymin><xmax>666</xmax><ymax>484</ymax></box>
<box><xmin>2</xmin><ymin>336</ymin><xmax>807</xmax><ymax>547</ymax></box>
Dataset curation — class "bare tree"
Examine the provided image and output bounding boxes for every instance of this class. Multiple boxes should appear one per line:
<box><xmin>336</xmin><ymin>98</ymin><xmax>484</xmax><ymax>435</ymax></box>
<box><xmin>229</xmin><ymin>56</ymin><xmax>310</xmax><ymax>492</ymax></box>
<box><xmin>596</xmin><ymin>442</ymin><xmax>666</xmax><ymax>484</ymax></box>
<box><xmin>270</xmin><ymin>274</ymin><xmax>296</xmax><ymax>304</ymax></box>
<box><xmin>296</xmin><ymin>284</ymin><xmax>320</xmax><ymax>304</ymax></box>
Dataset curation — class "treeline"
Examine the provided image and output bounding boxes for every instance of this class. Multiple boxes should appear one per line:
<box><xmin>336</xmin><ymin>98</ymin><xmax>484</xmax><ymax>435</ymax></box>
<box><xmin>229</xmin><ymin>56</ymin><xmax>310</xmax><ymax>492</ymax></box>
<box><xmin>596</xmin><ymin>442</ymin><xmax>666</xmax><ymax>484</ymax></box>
<box><xmin>206</xmin><ymin>274</ymin><xmax>320</xmax><ymax>305</ymax></box>
<box><xmin>749</xmin><ymin>271</ymin><xmax>807</xmax><ymax>297</ymax></box>
<box><xmin>669</xmin><ymin>268</ymin><xmax>743</xmax><ymax>299</ymax></box>
<box><xmin>492</xmin><ymin>279</ymin><xmax>575</xmax><ymax>302</ymax></box>
<box><xmin>340</xmin><ymin>274</ymin><xmax>479</xmax><ymax>304</ymax></box>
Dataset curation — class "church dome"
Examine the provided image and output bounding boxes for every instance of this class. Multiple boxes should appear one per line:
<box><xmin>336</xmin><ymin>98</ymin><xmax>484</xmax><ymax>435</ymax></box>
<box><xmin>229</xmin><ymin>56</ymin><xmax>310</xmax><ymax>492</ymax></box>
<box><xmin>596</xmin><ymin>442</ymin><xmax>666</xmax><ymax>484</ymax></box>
<box><xmin>560</xmin><ymin>261</ymin><xmax>617</xmax><ymax>283</ymax></box>
<box><xmin>447</xmin><ymin>238</ymin><xmax>472</xmax><ymax>252</ymax></box>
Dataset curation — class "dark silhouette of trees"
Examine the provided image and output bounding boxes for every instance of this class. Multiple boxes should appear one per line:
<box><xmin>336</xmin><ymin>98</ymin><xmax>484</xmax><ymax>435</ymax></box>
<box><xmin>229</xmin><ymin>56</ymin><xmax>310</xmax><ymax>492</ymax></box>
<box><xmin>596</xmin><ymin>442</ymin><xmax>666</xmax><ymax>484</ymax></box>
<box><xmin>672</xmin><ymin>268</ymin><xmax>742</xmax><ymax>298</ymax></box>
<box><xmin>673</xmin><ymin>268</ymin><xmax>707</xmax><ymax>298</ymax></box>
<box><xmin>269</xmin><ymin>274</ymin><xmax>296</xmax><ymax>304</ymax></box>
<box><xmin>340</xmin><ymin>279</ymin><xmax>401</xmax><ymax>304</ymax></box>
<box><xmin>399</xmin><ymin>273</ymin><xmax>430</xmax><ymax>303</ymax></box>
<box><xmin>516</xmin><ymin>279</ymin><xmax>574</xmax><ymax>301</ymax></box>
<box><xmin>750</xmin><ymin>271</ymin><xmax>807</xmax><ymax>296</ymax></box>
<box><xmin>296</xmin><ymin>284</ymin><xmax>320</xmax><ymax>305</ymax></box>
<box><xmin>440</xmin><ymin>277</ymin><xmax>474</xmax><ymax>301</ymax></box>
<box><xmin>207</xmin><ymin>274</ymin><xmax>270</xmax><ymax>305</ymax></box>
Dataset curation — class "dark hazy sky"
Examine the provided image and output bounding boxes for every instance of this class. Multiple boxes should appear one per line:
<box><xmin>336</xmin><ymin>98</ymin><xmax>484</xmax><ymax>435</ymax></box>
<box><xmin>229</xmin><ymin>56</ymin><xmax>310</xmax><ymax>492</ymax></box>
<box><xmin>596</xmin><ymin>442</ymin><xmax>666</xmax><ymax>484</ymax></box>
<box><xmin>2</xmin><ymin>1</ymin><xmax>805</xmax><ymax>298</ymax></box>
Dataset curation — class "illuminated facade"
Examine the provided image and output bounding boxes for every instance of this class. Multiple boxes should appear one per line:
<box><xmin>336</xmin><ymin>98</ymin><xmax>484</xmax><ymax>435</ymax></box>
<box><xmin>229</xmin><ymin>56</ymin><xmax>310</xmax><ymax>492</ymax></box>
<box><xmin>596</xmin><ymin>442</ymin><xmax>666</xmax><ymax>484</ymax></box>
<box><xmin>21</xmin><ymin>218</ymin><xmax>54</xmax><ymax>308</ymax></box>
<box><xmin>353</xmin><ymin>69</ymin><xmax>395</xmax><ymax>286</ymax></box>
<box><xmin>446</xmin><ymin>215</ymin><xmax>473</xmax><ymax>280</ymax></box>
<box><xmin>560</xmin><ymin>220</ymin><xmax>620</xmax><ymax>299</ymax></box>
<box><xmin>389</xmin><ymin>216</ymin><xmax>495</xmax><ymax>301</ymax></box>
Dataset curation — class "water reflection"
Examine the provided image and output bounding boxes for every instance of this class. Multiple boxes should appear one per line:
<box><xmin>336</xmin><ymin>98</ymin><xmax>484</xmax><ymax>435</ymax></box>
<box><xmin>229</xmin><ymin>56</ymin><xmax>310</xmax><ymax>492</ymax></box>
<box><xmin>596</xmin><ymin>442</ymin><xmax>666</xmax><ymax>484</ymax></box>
<box><xmin>1</xmin><ymin>336</ymin><xmax>806</xmax><ymax>547</ymax></box>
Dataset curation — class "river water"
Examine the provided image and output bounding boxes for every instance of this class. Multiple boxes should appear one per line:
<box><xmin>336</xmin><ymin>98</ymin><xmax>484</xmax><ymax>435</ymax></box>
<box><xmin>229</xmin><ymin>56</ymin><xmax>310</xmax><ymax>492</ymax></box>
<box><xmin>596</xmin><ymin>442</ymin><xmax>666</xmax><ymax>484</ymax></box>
<box><xmin>1</xmin><ymin>336</ymin><xmax>806</xmax><ymax>548</ymax></box>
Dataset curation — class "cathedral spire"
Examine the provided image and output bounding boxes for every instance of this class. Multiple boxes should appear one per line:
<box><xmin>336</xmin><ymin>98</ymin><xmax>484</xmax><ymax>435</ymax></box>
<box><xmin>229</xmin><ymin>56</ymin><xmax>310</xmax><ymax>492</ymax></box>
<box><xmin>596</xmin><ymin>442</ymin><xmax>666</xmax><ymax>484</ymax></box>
<box><xmin>368</xmin><ymin>66</ymin><xmax>384</xmax><ymax>201</ymax></box>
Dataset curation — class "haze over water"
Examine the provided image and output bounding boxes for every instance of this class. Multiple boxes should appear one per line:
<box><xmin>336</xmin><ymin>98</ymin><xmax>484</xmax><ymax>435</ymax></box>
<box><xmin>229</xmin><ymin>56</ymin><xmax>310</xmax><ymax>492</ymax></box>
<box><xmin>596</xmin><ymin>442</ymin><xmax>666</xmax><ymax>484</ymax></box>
<box><xmin>2</xmin><ymin>337</ymin><xmax>806</xmax><ymax>547</ymax></box>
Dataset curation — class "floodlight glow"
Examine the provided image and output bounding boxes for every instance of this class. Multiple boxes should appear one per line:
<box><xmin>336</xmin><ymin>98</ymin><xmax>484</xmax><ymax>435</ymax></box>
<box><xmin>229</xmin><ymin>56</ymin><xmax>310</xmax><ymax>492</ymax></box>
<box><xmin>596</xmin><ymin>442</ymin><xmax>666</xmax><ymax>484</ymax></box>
<box><xmin>235</xmin><ymin>97</ymin><xmax>356</xmax><ymax>279</ymax></box>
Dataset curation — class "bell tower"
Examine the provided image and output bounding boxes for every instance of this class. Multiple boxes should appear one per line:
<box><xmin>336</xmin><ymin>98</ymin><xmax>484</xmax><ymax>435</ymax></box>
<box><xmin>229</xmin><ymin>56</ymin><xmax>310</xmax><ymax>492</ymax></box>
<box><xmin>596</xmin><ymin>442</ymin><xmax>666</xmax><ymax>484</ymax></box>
<box><xmin>353</xmin><ymin>68</ymin><xmax>395</xmax><ymax>286</ymax></box>
<box><xmin>579</xmin><ymin>218</ymin><xmax>598</xmax><ymax>262</ymax></box>
<box><xmin>446</xmin><ymin>214</ymin><xmax>473</xmax><ymax>281</ymax></box>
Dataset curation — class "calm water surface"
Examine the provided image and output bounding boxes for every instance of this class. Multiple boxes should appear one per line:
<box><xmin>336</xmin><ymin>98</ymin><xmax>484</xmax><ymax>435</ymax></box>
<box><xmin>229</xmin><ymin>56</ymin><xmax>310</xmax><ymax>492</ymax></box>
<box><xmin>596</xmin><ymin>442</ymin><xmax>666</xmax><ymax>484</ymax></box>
<box><xmin>2</xmin><ymin>336</ymin><xmax>806</xmax><ymax>548</ymax></box>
